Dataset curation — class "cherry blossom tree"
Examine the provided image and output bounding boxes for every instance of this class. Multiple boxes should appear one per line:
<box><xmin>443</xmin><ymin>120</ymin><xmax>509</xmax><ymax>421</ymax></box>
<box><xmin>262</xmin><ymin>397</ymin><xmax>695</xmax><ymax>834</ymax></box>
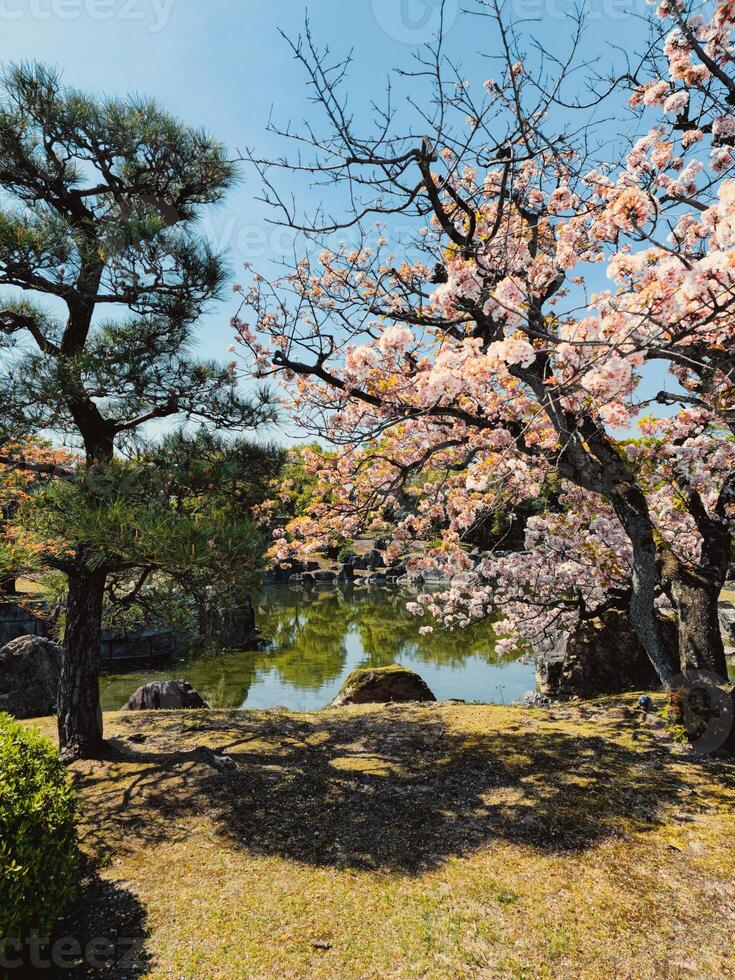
<box><xmin>236</xmin><ymin>1</ymin><xmax>735</xmax><ymax>699</ymax></box>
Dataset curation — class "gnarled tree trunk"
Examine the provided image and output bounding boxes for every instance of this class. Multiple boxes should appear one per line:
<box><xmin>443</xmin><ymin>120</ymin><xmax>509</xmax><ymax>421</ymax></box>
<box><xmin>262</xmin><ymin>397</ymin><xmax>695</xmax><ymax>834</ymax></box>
<box><xmin>57</xmin><ymin>561</ymin><xmax>107</xmax><ymax>762</ymax></box>
<box><xmin>669</xmin><ymin>570</ymin><xmax>728</xmax><ymax>678</ymax></box>
<box><xmin>611</xmin><ymin>485</ymin><xmax>679</xmax><ymax>687</ymax></box>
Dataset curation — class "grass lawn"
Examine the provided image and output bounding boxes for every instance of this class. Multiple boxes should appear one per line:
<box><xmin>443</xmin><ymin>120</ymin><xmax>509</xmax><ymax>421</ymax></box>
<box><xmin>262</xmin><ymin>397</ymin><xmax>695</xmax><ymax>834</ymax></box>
<box><xmin>26</xmin><ymin>698</ymin><xmax>735</xmax><ymax>979</ymax></box>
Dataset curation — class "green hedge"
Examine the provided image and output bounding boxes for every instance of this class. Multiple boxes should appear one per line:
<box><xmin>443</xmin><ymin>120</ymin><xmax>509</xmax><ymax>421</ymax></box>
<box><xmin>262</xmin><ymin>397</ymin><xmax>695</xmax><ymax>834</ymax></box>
<box><xmin>0</xmin><ymin>714</ymin><xmax>79</xmax><ymax>944</ymax></box>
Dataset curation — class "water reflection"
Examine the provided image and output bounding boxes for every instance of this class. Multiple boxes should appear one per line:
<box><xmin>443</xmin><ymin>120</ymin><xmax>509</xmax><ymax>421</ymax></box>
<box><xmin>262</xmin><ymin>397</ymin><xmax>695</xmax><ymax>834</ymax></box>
<box><xmin>99</xmin><ymin>586</ymin><xmax>536</xmax><ymax>712</ymax></box>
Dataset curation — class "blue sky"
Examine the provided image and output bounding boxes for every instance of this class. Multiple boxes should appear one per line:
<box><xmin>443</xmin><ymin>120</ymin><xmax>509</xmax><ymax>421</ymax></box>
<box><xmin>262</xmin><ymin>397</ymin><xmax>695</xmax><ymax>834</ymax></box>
<box><xmin>0</xmin><ymin>0</ymin><xmax>663</xmax><ymax>438</ymax></box>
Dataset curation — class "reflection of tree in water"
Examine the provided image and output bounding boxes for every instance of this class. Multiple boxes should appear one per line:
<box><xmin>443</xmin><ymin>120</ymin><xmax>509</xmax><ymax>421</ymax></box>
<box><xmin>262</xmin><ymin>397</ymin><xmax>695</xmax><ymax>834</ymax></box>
<box><xmin>100</xmin><ymin>587</ymin><xmax>516</xmax><ymax>711</ymax></box>
<box><xmin>347</xmin><ymin>589</ymin><xmax>504</xmax><ymax>668</ymax></box>
<box><xmin>100</xmin><ymin>650</ymin><xmax>260</xmax><ymax>711</ymax></box>
<box><xmin>190</xmin><ymin>653</ymin><xmax>259</xmax><ymax>709</ymax></box>
<box><xmin>255</xmin><ymin>587</ymin><xmax>509</xmax><ymax>688</ymax></box>
<box><xmin>255</xmin><ymin>589</ymin><xmax>351</xmax><ymax>689</ymax></box>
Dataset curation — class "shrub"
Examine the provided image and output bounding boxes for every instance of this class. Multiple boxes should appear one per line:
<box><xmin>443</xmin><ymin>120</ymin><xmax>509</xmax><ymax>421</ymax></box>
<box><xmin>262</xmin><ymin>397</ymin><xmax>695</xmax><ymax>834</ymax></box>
<box><xmin>337</xmin><ymin>545</ymin><xmax>358</xmax><ymax>564</ymax></box>
<box><xmin>0</xmin><ymin>714</ymin><xmax>79</xmax><ymax>945</ymax></box>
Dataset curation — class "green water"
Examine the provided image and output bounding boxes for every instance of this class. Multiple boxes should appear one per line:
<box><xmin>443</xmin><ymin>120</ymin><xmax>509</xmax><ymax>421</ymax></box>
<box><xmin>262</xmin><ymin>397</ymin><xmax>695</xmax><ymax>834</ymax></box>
<box><xmin>99</xmin><ymin>585</ymin><xmax>535</xmax><ymax>712</ymax></box>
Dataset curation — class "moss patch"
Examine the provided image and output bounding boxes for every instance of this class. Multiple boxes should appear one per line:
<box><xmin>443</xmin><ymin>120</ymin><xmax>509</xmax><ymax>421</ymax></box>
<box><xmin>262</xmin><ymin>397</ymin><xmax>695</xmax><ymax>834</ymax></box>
<box><xmin>24</xmin><ymin>698</ymin><xmax>735</xmax><ymax>978</ymax></box>
<box><xmin>332</xmin><ymin>663</ymin><xmax>437</xmax><ymax>706</ymax></box>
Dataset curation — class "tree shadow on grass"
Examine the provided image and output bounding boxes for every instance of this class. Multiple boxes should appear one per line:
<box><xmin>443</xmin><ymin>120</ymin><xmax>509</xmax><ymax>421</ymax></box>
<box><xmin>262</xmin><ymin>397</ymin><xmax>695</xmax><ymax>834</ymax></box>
<box><xmin>9</xmin><ymin>863</ymin><xmax>151</xmax><ymax>978</ymax></box>
<box><xmin>73</xmin><ymin>707</ymin><xmax>734</xmax><ymax>874</ymax></box>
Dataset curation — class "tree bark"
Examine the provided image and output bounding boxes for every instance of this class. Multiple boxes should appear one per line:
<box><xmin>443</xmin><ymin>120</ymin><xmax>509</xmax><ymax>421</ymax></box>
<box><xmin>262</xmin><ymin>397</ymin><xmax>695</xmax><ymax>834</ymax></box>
<box><xmin>659</xmin><ymin>475</ymin><xmax>732</xmax><ymax>682</ymax></box>
<box><xmin>611</xmin><ymin>485</ymin><xmax>678</xmax><ymax>688</ymax></box>
<box><xmin>668</xmin><ymin>566</ymin><xmax>729</xmax><ymax>679</ymax></box>
<box><xmin>55</xmin><ymin>409</ymin><xmax>115</xmax><ymax>761</ymax></box>
<box><xmin>57</xmin><ymin>561</ymin><xmax>107</xmax><ymax>762</ymax></box>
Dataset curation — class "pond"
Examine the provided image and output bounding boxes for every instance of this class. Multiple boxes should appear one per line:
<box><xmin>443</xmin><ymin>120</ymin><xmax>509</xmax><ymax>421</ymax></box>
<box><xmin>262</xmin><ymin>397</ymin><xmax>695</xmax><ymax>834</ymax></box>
<box><xmin>99</xmin><ymin>585</ymin><xmax>536</xmax><ymax>712</ymax></box>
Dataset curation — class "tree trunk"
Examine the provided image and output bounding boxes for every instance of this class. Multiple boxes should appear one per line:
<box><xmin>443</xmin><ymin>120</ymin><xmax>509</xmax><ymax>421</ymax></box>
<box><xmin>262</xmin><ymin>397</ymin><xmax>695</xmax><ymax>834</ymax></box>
<box><xmin>0</xmin><ymin>572</ymin><xmax>16</xmax><ymax>596</ymax></box>
<box><xmin>57</xmin><ymin>562</ymin><xmax>107</xmax><ymax>762</ymax></box>
<box><xmin>612</xmin><ymin>487</ymin><xmax>678</xmax><ymax>688</ymax></box>
<box><xmin>668</xmin><ymin>569</ymin><xmax>729</xmax><ymax>678</ymax></box>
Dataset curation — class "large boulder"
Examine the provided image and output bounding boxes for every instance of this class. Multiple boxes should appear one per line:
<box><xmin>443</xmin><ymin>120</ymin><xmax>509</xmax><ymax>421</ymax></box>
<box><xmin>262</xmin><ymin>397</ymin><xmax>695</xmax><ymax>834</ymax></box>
<box><xmin>535</xmin><ymin>610</ymin><xmax>668</xmax><ymax>698</ymax></box>
<box><xmin>0</xmin><ymin>635</ymin><xmax>62</xmax><ymax>719</ymax></box>
<box><xmin>122</xmin><ymin>679</ymin><xmax>208</xmax><ymax>711</ymax></box>
<box><xmin>330</xmin><ymin>664</ymin><xmax>436</xmax><ymax>707</ymax></box>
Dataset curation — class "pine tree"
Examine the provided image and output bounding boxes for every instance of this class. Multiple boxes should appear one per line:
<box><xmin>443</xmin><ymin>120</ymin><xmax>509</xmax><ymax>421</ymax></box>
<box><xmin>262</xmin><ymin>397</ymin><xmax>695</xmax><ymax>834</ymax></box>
<box><xmin>0</xmin><ymin>64</ymin><xmax>274</xmax><ymax>760</ymax></box>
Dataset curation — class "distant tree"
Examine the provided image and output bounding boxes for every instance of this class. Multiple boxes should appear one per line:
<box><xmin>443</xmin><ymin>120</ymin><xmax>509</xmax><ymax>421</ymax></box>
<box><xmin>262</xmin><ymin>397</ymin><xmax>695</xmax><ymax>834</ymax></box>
<box><xmin>0</xmin><ymin>436</ymin><xmax>72</xmax><ymax>595</ymax></box>
<box><xmin>0</xmin><ymin>64</ymin><xmax>274</xmax><ymax>759</ymax></box>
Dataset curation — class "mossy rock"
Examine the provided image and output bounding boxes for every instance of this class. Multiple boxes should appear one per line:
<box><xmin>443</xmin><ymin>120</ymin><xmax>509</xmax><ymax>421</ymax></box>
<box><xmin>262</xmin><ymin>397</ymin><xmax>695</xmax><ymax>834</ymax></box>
<box><xmin>330</xmin><ymin>664</ymin><xmax>436</xmax><ymax>707</ymax></box>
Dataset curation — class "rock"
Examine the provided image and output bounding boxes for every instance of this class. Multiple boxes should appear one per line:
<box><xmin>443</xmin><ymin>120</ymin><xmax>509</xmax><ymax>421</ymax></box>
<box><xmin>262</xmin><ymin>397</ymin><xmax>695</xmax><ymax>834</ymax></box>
<box><xmin>513</xmin><ymin>691</ymin><xmax>551</xmax><ymax>708</ymax></box>
<box><xmin>0</xmin><ymin>635</ymin><xmax>62</xmax><ymax>719</ymax></box>
<box><xmin>212</xmin><ymin>754</ymin><xmax>236</xmax><ymax>771</ymax></box>
<box><xmin>366</xmin><ymin>549</ymin><xmax>385</xmax><ymax>569</ymax></box>
<box><xmin>271</xmin><ymin>560</ymin><xmax>307</xmax><ymax>584</ymax></box>
<box><xmin>718</xmin><ymin>602</ymin><xmax>735</xmax><ymax>644</ymax></box>
<box><xmin>338</xmin><ymin>563</ymin><xmax>355</xmax><ymax>579</ymax></box>
<box><xmin>638</xmin><ymin>694</ymin><xmax>656</xmax><ymax>713</ymax></box>
<box><xmin>314</xmin><ymin>570</ymin><xmax>337</xmax><ymax>583</ymax></box>
<box><xmin>289</xmin><ymin>574</ymin><xmax>304</xmax><ymax>584</ymax></box>
<box><xmin>536</xmin><ymin>610</ymin><xmax>666</xmax><ymax>699</ymax></box>
<box><xmin>123</xmin><ymin>679</ymin><xmax>209</xmax><ymax>711</ymax></box>
<box><xmin>330</xmin><ymin>664</ymin><xmax>437</xmax><ymax>707</ymax></box>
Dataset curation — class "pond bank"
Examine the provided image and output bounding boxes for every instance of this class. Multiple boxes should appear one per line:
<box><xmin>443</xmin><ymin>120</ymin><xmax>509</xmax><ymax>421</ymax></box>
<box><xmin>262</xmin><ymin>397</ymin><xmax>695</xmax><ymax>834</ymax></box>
<box><xmin>27</xmin><ymin>697</ymin><xmax>735</xmax><ymax>978</ymax></box>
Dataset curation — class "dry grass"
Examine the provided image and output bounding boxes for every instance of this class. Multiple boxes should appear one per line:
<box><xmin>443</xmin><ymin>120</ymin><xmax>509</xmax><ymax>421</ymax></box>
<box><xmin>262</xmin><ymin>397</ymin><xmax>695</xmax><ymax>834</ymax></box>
<box><xmin>25</xmin><ymin>698</ymin><xmax>735</xmax><ymax>979</ymax></box>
